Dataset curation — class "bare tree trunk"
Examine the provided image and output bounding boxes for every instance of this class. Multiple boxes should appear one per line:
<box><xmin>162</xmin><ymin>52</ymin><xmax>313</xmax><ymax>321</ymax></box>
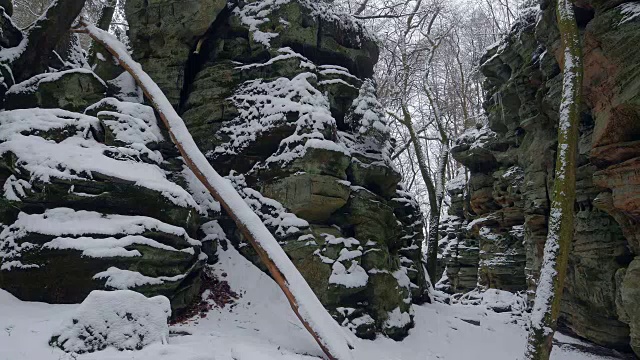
<box><xmin>392</xmin><ymin>105</ymin><xmax>440</xmax><ymax>285</ymax></box>
<box><xmin>87</xmin><ymin>0</ymin><xmax>120</xmax><ymax>80</ymax></box>
<box><xmin>13</xmin><ymin>0</ymin><xmax>86</xmax><ymax>82</ymax></box>
<box><xmin>354</xmin><ymin>0</ymin><xmax>369</xmax><ymax>15</ymax></box>
<box><xmin>423</xmin><ymin>84</ymin><xmax>450</xmax><ymax>286</ymax></box>
<box><xmin>524</xmin><ymin>1</ymin><xmax>582</xmax><ymax>359</ymax></box>
<box><xmin>452</xmin><ymin>32</ymin><xmax>471</xmax><ymax>128</ymax></box>
<box><xmin>77</xmin><ymin>21</ymin><xmax>354</xmax><ymax>360</ymax></box>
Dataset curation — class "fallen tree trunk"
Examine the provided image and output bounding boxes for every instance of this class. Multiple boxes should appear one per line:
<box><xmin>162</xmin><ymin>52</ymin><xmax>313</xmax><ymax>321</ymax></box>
<box><xmin>76</xmin><ymin>20</ymin><xmax>353</xmax><ymax>360</ymax></box>
<box><xmin>13</xmin><ymin>0</ymin><xmax>86</xmax><ymax>82</ymax></box>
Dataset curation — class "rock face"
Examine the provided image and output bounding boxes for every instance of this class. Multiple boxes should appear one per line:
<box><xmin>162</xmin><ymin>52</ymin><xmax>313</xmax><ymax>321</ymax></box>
<box><xmin>436</xmin><ymin>173</ymin><xmax>480</xmax><ymax>294</ymax></box>
<box><xmin>124</xmin><ymin>0</ymin><xmax>228</xmax><ymax>107</ymax></box>
<box><xmin>0</xmin><ymin>97</ymin><xmax>206</xmax><ymax>314</ymax></box>
<box><xmin>120</xmin><ymin>0</ymin><xmax>428</xmax><ymax>340</ymax></box>
<box><xmin>442</xmin><ymin>0</ymin><xmax>640</xmax><ymax>355</ymax></box>
<box><xmin>0</xmin><ymin>8</ymin><xmax>207</xmax><ymax>315</ymax></box>
<box><xmin>6</xmin><ymin>69</ymin><xmax>107</xmax><ymax>112</ymax></box>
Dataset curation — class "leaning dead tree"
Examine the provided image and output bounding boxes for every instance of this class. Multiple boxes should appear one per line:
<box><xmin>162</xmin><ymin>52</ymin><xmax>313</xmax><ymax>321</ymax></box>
<box><xmin>524</xmin><ymin>0</ymin><xmax>582</xmax><ymax>359</ymax></box>
<box><xmin>12</xmin><ymin>0</ymin><xmax>86</xmax><ymax>82</ymax></box>
<box><xmin>75</xmin><ymin>21</ymin><xmax>354</xmax><ymax>360</ymax></box>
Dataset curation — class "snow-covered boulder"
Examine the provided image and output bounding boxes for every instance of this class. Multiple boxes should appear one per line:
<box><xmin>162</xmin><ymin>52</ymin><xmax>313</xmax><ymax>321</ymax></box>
<box><xmin>50</xmin><ymin>290</ymin><xmax>171</xmax><ymax>353</ymax></box>
<box><xmin>6</xmin><ymin>69</ymin><xmax>107</xmax><ymax>112</ymax></box>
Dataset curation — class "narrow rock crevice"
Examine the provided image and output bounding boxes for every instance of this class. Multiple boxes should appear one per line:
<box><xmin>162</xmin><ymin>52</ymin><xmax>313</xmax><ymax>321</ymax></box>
<box><xmin>178</xmin><ymin>4</ymin><xmax>236</xmax><ymax>114</ymax></box>
<box><xmin>575</xmin><ymin>6</ymin><xmax>595</xmax><ymax>29</ymax></box>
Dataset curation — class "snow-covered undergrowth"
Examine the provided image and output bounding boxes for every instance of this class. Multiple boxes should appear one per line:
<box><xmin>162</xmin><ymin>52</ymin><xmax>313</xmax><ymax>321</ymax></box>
<box><xmin>50</xmin><ymin>290</ymin><xmax>171</xmax><ymax>353</ymax></box>
<box><xmin>0</xmin><ymin>246</ymin><xmax>622</xmax><ymax>360</ymax></box>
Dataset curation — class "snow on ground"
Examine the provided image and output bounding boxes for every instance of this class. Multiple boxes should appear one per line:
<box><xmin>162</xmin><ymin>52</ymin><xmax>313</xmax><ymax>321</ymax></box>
<box><xmin>0</xmin><ymin>246</ymin><xmax>625</xmax><ymax>360</ymax></box>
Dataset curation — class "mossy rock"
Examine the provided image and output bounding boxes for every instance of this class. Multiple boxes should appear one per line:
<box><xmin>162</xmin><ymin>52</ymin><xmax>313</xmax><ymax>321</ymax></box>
<box><xmin>335</xmin><ymin>189</ymin><xmax>401</xmax><ymax>249</ymax></box>
<box><xmin>248</xmin><ymin>1</ymin><xmax>379</xmax><ymax>78</ymax></box>
<box><xmin>366</xmin><ymin>272</ymin><xmax>412</xmax><ymax>340</ymax></box>
<box><xmin>0</xmin><ymin>246</ymin><xmax>202</xmax><ymax>315</ymax></box>
<box><xmin>0</xmin><ymin>0</ymin><xmax>12</xmax><ymax>16</ymax></box>
<box><xmin>124</xmin><ymin>0</ymin><xmax>227</xmax><ymax>106</ymax></box>
<box><xmin>282</xmin><ymin>239</ymin><xmax>332</xmax><ymax>304</ymax></box>
<box><xmin>6</xmin><ymin>70</ymin><xmax>107</xmax><ymax>112</ymax></box>
<box><xmin>7</xmin><ymin>176</ymin><xmax>200</xmax><ymax>236</ymax></box>
<box><xmin>289</xmin><ymin>147</ymin><xmax>351</xmax><ymax>179</ymax></box>
<box><xmin>617</xmin><ymin>258</ymin><xmax>640</xmax><ymax>356</ymax></box>
<box><xmin>262</xmin><ymin>174</ymin><xmax>351</xmax><ymax>223</ymax></box>
<box><xmin>347</xmin><ymin>157</ymin><xmax>402</xmax><ymax>199</ymax></box>
<box><xmin>319</xmin><ymin>75</ymin><xmax>361</xmax><ymax>125</ymax></box>
<box><xmin>361</xmin><ymin>246</ymin><xmax>391</xmax><ymax>271</ymax></box>
<box><xmin>327</xmin><ymin>278</ymin><xmax>368</xmax><ymax>308</ymax></box>
<box><xmin>0</xmin><ymin>7</ymin><xmax>20</xmax><ymax>48</ymax></box>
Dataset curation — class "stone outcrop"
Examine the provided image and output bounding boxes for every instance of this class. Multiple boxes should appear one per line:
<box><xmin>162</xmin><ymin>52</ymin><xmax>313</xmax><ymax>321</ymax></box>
<box><xmin>436</xmin><ymin>173</ymin><xmax>480</xmax><ymax>294</ymax></box>
<box><xmin>122</xmin><ymin>0</ymin><xmax>426</xmax><ymax>340</ymax></box>
<box><xmin>0</xmin><ymin>0</ymin><xmax>206</xmax><ymax>316</ymax></box>
<box><xmin>584</xmin><ymin>2</ymin><xmax>640</xmax><ymax>355</ymax></box>
<box><xmin>124</xmin><ymin>0</ymin><xmax>228</xmax><ymax>107</ymax></box>
<box><xmin>0</xmin><ymin>94</ymin><xmax>206</xmax><ymax>314</ymax></box>
<box><xmin>442</xmin><ymin>0</ymin><xmax>640</xmax><ymax>355</ymax></box>
<box><xmin>0</xmin><ymin>0</ymin><xmax>427</xmax><ymax>342</ymax></box>
<box><xmin>6</xmin><ymin>69</ymin><xmax>107</xmax><ymax>112</ymax></box>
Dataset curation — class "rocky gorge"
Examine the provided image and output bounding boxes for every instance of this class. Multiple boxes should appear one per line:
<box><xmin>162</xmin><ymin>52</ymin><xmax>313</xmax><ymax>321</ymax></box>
<box><xmin>1</xmin><ymin>0</ymin><xmax>640</xmax><ymax>357</ymax></box>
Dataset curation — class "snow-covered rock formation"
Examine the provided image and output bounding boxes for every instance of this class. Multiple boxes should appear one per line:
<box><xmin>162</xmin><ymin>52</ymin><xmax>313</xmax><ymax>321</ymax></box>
<box><xmin>50</xmin><ymin>290</ymin><xmax>171</xmax><ymax>353</ymax></box>
<box><xmin>0</xmin><ymin>0</ymin><xmax>428</xmax><ymax>342</ymax></box>
<box><xmin>124</xmin><ymin>0</ymin><xmax>429</xmax><ymax>340</ymax></box>
<box><xmin>439</xmin><ymin>1</ymin><xmax>640</xmax><ymax>356</ymax></box>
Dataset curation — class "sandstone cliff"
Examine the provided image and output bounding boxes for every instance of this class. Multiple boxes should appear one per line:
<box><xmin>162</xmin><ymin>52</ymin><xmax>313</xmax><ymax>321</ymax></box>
<box><xmin>439</xmin><ymin>1</ymin><xmax>640</xmax><ymax>355</ymax></box>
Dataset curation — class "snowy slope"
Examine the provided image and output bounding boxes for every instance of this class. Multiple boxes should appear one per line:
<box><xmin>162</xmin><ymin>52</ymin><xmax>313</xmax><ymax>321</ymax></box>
<box><xmin>0</xmin><ymin>246</ymin><xmax>625</xmax><ymax>360</ymax></box>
